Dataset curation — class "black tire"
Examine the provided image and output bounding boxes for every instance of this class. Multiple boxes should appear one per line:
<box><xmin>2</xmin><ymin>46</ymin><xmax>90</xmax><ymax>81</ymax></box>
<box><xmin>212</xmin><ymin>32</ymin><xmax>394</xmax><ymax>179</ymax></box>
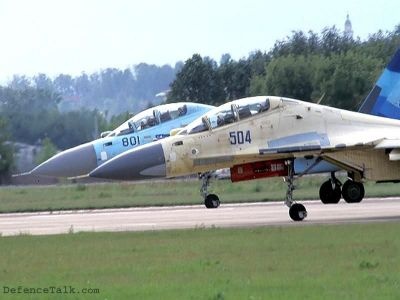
<box><xmin>204</xmin><ymin>194</ymin><xmax>220</xmax><ymax>208</ymax></box>
<box><xmin>319</xmin><ymin>180</ymin><xmax>341</xmax><ymax>204</ymax></box>
<box><xmin>342</xmin><ymin>180</ymin><xmax>365</xmax><ymax>203</ymax></box>
<box><xmin>289</xmin><ymin>203</ymin><xmax>307</xmax><ymax>221</ymax></box>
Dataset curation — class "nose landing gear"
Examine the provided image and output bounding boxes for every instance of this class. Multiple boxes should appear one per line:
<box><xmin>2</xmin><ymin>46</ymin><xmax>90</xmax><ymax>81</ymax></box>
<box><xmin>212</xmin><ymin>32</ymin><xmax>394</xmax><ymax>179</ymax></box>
<box><xmin>200</xmin><ymin>172</ymin><xmax>220</xmax><ymax>208</ymax></box>
<box><xmin>285</xmin><ymin>160</ymin><xmax>307</xmax><ymax>221</ymax></box>
<box><xmin>289</xmin><ymin>203</ymin><xmax>308</xmax><ymax>221</ymax></box>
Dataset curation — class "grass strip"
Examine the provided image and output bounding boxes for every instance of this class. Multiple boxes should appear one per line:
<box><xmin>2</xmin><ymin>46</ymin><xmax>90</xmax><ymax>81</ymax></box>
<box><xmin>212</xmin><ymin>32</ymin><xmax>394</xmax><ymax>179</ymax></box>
<box><xmin>0</xmin><ymin>222</ymin><xmax>399</xmax><ymax>299</ymax></box>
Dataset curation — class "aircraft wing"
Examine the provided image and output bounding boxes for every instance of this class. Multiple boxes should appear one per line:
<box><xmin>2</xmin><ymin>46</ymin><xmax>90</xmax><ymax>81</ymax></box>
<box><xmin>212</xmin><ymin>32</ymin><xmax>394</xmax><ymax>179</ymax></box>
<box><xmin>374</xmin><ymin>139</ymin><xmax>400</xmax><ymax>149</ymax></box>
<box><xmin>193</xmin><ymin>137</ymin><xmax>386</xmax><ymax>169</ymax></box>
<box><xmin>258</xmin><ymin>137</ymin><xmax>400</xmax><ymax>175</ymax></box>
<box><xmin>259</xmin><ymin>144</ymin><xmax>325</xmax><ymax>155</ymax></box>
<box><xmin>192</xmin><ymin>136</ymin><xmax>400</xmax><ymax>177</ymax></box>
<box><xmin>260</xmin><ymin>142</ymin><xmax>381</xmax><ymax>155</ymax></box>
<box><xmin>374</xmin><ymin>138</ymin><xmax>400</xmax><ymax>161</ymax></box>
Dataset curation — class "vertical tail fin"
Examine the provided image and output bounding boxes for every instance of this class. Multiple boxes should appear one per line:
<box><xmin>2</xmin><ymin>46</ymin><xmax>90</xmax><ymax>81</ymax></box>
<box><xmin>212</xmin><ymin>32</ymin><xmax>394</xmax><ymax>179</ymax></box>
<box><xmin>358</xmin><ymin>48</ymin><xmax>400</xmax><ymax>119</ymax></box>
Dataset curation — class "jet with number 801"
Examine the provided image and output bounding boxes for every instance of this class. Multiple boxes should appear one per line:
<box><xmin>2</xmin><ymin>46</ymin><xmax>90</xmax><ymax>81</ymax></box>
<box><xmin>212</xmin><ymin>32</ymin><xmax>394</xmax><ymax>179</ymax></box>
<box><xmin>89</xmin><ymin>49</ymin><xmax>400</xmax><ymax>221</ymax></box>
<box><xmin>26</xmin><ymin>102</ymin><xmax>214</xmax><ymax>178</ymax></box>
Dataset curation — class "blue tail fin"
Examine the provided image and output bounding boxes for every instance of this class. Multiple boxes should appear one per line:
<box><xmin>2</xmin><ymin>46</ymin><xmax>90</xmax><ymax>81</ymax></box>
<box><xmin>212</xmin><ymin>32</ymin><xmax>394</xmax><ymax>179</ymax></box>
<box><xmin>358</xmin><ymin>48</ymin><xmax>400</xmax><ymax>119</ymax></box>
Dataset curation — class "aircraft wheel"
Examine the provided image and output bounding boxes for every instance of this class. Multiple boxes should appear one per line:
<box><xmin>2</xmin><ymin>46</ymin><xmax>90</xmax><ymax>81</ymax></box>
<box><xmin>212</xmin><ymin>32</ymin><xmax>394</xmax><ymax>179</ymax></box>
<box><xmin>289</xmin><ymin>203</ymin><xmax>307</xmax><ymax>221</ymax></box>
<box><xmin>319</xmin><ymin>180</ymin><xmax>341</xmax><ymax>204</ymax></box>
<box><xmin>204</xmin><ymin>194</ymin><xmax>220</xmax><ymax>208</ymax></box>
<box><xmin>342</xmin><ymin>180</ymin><xmax>365</xmax><ymax>203</ymax></box>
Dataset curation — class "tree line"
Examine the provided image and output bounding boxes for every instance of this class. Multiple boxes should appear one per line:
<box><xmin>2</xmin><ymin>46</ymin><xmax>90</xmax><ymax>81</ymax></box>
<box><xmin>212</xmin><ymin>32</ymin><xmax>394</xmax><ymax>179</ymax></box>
<box><xmin>167</xmin><ymin>26</ymin><xmax>400</xmax><ymax>111</ymax></box>
<box><xmin>8</xmin><ymin>63</ymin><xmax>180</xmax><ymax>116</ymax></box>
<box><xmin>0</xmin><ymin>25</ymin><xmax>399</xmax><ymax>181</ymax></box>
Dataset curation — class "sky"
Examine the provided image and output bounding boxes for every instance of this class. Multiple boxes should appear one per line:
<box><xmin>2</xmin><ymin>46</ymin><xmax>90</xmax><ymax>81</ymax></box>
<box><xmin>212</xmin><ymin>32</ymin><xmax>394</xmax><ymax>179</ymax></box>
<box><xmin>0</xmin><ymin>0</ymin><xmax>399</xmax><ymax>83</ymax></box>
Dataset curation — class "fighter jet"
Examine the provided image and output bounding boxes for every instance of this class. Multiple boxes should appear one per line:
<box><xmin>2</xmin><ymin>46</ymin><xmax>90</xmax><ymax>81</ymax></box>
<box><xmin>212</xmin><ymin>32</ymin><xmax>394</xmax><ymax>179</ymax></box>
<box><xmin>27</xmin><ymin>102</ymin><xmax>214</xmax><ymax>178</ymax></box>
<box><xmin>89</xmin><ymin>49</ymin><xmax>400</xmax><ymax>221</ymax></box>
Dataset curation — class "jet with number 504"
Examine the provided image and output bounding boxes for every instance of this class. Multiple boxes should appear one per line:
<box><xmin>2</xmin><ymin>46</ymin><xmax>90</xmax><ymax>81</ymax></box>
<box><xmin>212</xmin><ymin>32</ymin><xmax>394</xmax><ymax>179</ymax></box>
<box><xmin>26</xmin><ymin>102</ymin><xmax>214</xmax><ymax>178</ymax></box>
<box><xmin>90</xmin><ymin>49</ymin><xmax>400</xmax><ymax>221</ymax></box>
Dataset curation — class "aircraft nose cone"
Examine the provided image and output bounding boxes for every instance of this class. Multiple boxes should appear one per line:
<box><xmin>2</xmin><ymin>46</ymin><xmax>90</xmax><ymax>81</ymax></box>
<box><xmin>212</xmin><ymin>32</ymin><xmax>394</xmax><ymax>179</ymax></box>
<box><xmin>89</xmin><ymin>143</ymin><xmax>166</xmax><ymax>180</ymax></box>
<box><xmin>31</xmin><ymin>143</ymin><xmax>97</xmax><ymax>178</ymax></box>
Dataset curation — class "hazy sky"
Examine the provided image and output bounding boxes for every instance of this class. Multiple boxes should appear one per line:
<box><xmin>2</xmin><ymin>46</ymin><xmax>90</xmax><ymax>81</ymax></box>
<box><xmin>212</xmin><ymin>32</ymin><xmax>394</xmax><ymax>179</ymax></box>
<box><xmin>0</xmin><ymin>0</ymin><xmax>399</xmax><ymax>83</ymax></box>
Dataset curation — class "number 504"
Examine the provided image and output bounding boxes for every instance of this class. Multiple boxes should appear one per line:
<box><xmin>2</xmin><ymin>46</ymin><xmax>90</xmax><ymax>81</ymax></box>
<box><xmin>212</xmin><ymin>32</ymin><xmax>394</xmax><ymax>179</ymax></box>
<box><xmin>229</xmin><ymin>130</ymin><xmax>251</xmax><ymax>145</ymax></box>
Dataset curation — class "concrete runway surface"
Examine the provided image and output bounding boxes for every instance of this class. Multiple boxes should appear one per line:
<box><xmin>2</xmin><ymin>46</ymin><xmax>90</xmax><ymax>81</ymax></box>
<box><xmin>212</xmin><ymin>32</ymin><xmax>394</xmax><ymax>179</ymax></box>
<box><xmin>1</xmin><ymin>198</ymin><xmax>400</xmax><ymax>236</ymax></box>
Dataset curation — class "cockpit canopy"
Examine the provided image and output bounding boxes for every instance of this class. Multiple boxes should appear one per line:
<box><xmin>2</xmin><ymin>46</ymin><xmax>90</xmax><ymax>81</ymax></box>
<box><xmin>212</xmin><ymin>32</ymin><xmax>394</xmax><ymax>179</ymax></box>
<box><xmin>107</xmin><ymin>103</ymin><xmax>190</xmax><ymax>137</ymax></box>
<box><xmin>183</xmin><ymin>96</ymin><xmax>275</xmax><ymax>135</ymax></box>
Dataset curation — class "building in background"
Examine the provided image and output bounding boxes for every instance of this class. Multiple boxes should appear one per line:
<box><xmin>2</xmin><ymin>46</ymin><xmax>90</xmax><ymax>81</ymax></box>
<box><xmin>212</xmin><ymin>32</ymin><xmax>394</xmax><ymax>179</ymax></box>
<box><xmin>344</xmin><ymin>14</ymin><xmax>353</xmax><ymax>39</ymax></box>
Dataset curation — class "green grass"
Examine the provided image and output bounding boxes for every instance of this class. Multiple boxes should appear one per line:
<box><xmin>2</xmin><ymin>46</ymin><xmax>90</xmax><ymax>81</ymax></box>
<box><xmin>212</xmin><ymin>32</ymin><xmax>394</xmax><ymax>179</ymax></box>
<box><xmin>0</xmin><ymin>223</ymin><xmax>399</xmax><ymax>299</ymax></box>
<box><xmin>0</xmin><ymin>176</ymin><xmax>399</xmax><ymax>213</ymax></box>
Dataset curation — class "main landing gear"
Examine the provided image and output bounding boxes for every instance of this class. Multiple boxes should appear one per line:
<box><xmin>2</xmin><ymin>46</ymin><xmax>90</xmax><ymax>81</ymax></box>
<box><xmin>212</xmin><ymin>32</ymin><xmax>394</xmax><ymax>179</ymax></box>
<box><xmin>200</xmin><ymin>172</ymin><xmax>220</xmax><ymax>208</ymax></box>
<box><xmin>319</xmin><ymin>172</ymin><xmax>342</xmax><ymax>204</ymax></box>
<box><xmin>342</xmin><ymin>180</ymin><xmax>365</xmax><ymax>203</ymax></box>
<box><xmin>319</xmin><ymin>172</ymin><xmax>365</xmax><ymax>204</ymax></box>
<box><xmin>198</xmin><ymin>162</ymin><xmax>365</xmax><ymax>221</ymax></box>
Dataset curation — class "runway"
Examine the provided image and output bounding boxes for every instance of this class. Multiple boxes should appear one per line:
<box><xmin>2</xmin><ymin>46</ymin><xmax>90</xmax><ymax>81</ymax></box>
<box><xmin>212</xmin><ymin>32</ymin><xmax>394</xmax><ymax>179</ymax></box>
<box><xmin>1</xmin><ymin>198</ymin><xmax>400</xmax><ymax>236</ymax></box>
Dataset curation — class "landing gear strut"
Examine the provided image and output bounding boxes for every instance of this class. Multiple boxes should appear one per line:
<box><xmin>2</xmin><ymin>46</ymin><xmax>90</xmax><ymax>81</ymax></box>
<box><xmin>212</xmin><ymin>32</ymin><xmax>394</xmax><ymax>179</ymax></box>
<box><xmin>200</xmin><ymin>172</ymin><xmax>220</xmax><ymax>208</ymax></box>
<box><xmin>285</xmin><ymin>160</ymin><xmax>307</xmax><ymax>221</ymax></box>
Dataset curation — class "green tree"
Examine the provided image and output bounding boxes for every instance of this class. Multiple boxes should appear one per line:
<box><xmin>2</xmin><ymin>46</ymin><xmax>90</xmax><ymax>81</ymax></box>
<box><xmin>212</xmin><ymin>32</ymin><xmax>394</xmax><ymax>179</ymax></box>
<box><xmin>47</xmin><ymin>110</ymin><xmax>107</xmax><ymax>149</ymax></box>
<box><xmin>218</xmin><ymin>59</ymin><xmax>251</xmax><ymax>100</ymax></box>
<box><xmin>0</xmin><ymin>116</ymin><xmax>13</xmax><ymax>183</ymax></box>
<box><xmin>0</xmin><ymin>87</ymin><xmax>61</xmax><ymax>144</ymax></box>
<box><xmin>35</xmin><ymin>138</ymin><xmax>58</xmax><ymax>164</ymax></box>
<box><xmin>167</xmin><ymin>54</ymin><xmax>225</xmax><ymax>105</ymax></box>
<box><xmin>263</xmin><ymin>55</ymin><xmax>314</xmax><ymax>101</ymax></box>
<box><xmin>315</xmin><ymin>51</ymin><xmax>382</xmax><ymax>110</ymax></box>
<box><xmin>107</xmin><ymin>111</ymin><xmax>131</xmax><ymax>132</ymax></box>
